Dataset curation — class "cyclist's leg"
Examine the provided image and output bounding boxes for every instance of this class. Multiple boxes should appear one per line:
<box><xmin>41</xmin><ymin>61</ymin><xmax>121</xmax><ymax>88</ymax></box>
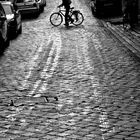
<box><xmin>73</xmin><ymin>11</ymin><xmax>78</xmax><ymax>21</ymax></box>
<box><xmin>65</xmin><ymin>6</ymin><xmax>70</xmax><ymax>26</ymax></box>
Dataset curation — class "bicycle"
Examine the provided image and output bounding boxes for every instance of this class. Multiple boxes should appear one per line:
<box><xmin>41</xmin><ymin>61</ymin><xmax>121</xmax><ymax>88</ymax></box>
<box><xmin>50</xmin><ymin>7</ymin><xmax>84</xmax><ymax>27</ymax></box>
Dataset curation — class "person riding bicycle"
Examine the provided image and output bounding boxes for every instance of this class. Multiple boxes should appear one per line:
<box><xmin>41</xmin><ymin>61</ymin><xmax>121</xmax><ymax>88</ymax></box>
<box><xmin>58</xmin><ymin>0</ymin><xmax>73</xmax><ymax>27</ymax></box>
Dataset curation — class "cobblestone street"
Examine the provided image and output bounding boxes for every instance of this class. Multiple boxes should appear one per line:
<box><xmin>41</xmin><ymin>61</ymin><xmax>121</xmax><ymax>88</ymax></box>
<box><xmin>0</xmin><ymin>0</ymin><xmax>140</xmax><ymax>139</ymax></box>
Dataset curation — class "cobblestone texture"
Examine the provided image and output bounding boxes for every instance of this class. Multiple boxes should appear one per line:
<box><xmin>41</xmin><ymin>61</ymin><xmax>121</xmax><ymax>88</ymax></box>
<box><xmin>0</xmin><ymin>0</ymin><xmax>140</xmax><ymax>139</ymax></box>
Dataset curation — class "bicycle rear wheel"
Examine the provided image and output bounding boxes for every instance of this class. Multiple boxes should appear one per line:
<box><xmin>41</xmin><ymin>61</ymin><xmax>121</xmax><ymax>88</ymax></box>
<box><xmin>71</xmin><ymin>11</ymin><xmax>84</xmax><ymax>26</ymax></box>
<box><xmin>50</xmin><ymin>12</ymin><xmax>63</xmax><ymax>27</ymax></box>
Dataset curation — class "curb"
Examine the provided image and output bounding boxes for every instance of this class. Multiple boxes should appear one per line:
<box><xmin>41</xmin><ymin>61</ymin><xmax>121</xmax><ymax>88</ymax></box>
<box><xmin>99</xmin><ymin>19</ymin><xmax>140</xmax><ymax>58</ymax></box>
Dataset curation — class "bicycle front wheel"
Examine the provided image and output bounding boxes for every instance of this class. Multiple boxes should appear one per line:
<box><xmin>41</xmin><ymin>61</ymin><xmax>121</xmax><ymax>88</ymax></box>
<box><xmin>71</xmin><ymin>11</ymin><xmax>84</xmax><ymax>26</ymax></box>
<box><xmin>50</xmin><ymin>12</ymin><xmax>63</xmax><ymax>27</ymax></box>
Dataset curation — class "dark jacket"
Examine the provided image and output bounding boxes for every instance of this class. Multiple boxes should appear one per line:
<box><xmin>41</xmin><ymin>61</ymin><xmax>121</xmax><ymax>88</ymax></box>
<box><xmin>60</xmin><ymin>0</ymin><xmax>71</xmax><ymax>7</ymax></box>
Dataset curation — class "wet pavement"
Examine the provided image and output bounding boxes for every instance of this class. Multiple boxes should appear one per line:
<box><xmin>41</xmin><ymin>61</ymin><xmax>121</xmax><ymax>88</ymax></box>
<box><xmin>0</xmin><ymin>0</ymin><xmax>140</xmax><ymax>139</ymax></box>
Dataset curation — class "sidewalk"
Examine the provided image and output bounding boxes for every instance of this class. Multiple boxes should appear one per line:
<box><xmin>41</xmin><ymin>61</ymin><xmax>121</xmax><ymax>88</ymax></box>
<box><xmin>98</xmin><ymin>17</ymin><xmax>140</xmax><ymax>58</ymax></box>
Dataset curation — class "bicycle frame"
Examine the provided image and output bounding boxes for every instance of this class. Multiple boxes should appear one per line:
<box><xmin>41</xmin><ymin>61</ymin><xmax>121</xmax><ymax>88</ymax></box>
<box><xmin>58</xmin><ymin>7</ymin><xmax>74</xmax><ymax>18</ymax></box>
<box><xmin>58</xmin><ymin>9</ymin><xmax>66</xmax><ymax>17</ymax></box>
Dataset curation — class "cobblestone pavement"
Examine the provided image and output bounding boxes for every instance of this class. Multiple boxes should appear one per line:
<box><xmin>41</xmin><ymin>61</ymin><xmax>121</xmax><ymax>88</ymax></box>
<box><xmin>99</xmin><ymin>16</ymin><xmax>140</xmax><ymax>58</ymax></box>
<box><xmin>0</xmin><ymin>0</ymin><xmax>140</xmax><ymax>139</ymax></box>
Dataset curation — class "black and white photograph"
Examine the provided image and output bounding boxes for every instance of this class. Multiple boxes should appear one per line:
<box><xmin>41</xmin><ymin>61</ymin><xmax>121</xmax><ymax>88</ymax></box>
<box><xmin>0</xmin><ymin>0</ymin><xmax>140</xmax><ymax>139</ymax></box>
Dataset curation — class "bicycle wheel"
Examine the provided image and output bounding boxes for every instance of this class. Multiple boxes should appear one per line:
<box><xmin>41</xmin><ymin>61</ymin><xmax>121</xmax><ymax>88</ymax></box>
<box><xmin>50</xmin><ymin>12</ymin><xmax>63</xmax><ymax>27</ymax></box>
<box><xmin>71</xmin><ymin>11</ymin><xmax>84</xmax><ymax>26</ymax></box>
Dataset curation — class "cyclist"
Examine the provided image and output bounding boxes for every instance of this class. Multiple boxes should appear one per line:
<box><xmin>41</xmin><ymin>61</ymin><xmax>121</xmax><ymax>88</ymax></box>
<box><xmin>58</xmin><ymin>0</ymin><xmax>73</xmax><ymax>27</ymax></box>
